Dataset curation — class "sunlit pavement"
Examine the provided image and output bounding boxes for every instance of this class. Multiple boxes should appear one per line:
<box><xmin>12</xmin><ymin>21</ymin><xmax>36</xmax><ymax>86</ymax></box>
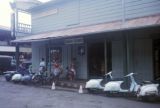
<box><xmin>0</xmin><ymin>76</ymin><xmax>160</xmax><ymax>108</ymax></box>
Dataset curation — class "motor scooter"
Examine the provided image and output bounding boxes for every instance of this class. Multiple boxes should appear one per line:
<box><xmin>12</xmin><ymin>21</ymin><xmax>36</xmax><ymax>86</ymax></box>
<box><xmin>21</xmin><ymin>74</ymin><xmax>33</xmax><ymax>85</ymax></box>
<box><xmin>31</xmin><ymin>68</ymin><xmax>49</xmax><ymax>85</ymax></box>
<box><xmin>85</xmin><ymin>71</ymin><xmax>113</xmax><ymax>93</ymax></box>
<box><xmin>11</xmin><ymin>73</ymin><xmax>23</xmax><ymax>83</ymax></box>
<box><xmin>4</xmin><ymin>71</ymin><xmax>17</xmax><ymax>81</ymax></box>
<box><xmin>104</xmin><ymin>73</ymin><xmax>140</xmax><ymax>96</ymax></box>
<box><xmin>137</xmin><ymin>80</ymin><xmax>159</xmax><ymax>101</ymax></box>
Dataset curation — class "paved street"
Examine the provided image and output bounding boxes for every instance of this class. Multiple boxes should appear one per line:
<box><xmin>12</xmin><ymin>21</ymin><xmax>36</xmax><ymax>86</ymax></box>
<box><xmin>0</xmin><ymin>77</ymin><xmax>160</xmax><ymax>108</ymax></box>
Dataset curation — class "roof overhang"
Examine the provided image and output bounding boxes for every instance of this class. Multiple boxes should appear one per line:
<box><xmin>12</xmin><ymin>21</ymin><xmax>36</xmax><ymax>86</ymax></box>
<box><xmin>0</xmin><ymin>26</ymin><xmax>10</xmax><ymax>31</ymax></box>
<box><xmin>12</xmin><ymin>14</ymin><xmax>160</xmax><ymax>43</ymax></box>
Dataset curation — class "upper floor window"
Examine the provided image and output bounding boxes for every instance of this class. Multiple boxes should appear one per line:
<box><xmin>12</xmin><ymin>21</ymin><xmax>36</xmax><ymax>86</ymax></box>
<box><xmin>17</xmin><ymin>10</ymin><xmax>31</xmax><ymax>33</ymax></box>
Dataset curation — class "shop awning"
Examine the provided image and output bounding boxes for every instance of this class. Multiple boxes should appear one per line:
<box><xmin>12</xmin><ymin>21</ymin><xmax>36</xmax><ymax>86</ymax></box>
<box><xmin>13</xmin><ymin>14</ymin><xmax>160</xmax><ymax>43</ymax></box>
<box><xmin>0</xmin><ymin>46</ymin><xmax>15</xmax><ymax>52</ymax></box>
<box><xmin>0</xmin><ymin>46</ymin><xmax>32</xmax><ymax>53</ymax></box>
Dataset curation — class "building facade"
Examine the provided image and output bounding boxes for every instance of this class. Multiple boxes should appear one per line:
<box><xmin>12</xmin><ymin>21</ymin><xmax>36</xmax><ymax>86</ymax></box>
<box><xmin>10</xmin><ymin>0</ymin><xmax>41</xmax><ymax>66</ymax></box>
<box><xmin>14</xmin><ymin>0</ymin><xmax>160</xmax><ymax>81</ymax></box>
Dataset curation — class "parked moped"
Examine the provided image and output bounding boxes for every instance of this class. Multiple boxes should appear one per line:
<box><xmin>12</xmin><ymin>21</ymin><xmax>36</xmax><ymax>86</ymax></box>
<box><xmin>11</xmin><ymin>73</ymin><xmax>23</xmax><ymax>83</ymax></box>
<box><xmin>4</xmin><ymin>71</ymin><xmax>17</xmax><ymax>81</ymax></box>
<box><xmin>104</xmin><ymin>73</ymin><xmax>140</xmax><ymax>96</ymax></box>
<box><xmin>85</xmin><ymin>71</ymin><xmax>113</xmax><ymax>93</ymax></box>
<box><xmin>31</xmin><ymin>70</ymin><xmax>52</xmax><ymax>85</ymax></box>
<box><xmin>137</xmin><ymin>80</ymin><xmax>159</xmax><ymax>101</ymax></box>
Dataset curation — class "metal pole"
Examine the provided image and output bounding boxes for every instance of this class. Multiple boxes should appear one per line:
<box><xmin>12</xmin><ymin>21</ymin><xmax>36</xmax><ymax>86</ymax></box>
<box><xmin>15</xmin><ymin>8</ymin><xmax>18</xmax><ymax>37</ymax></box>
<box><xmin>15</xmin><ymin>43</ymin><xmax>19</xmax><ymax>70</ymax></box>
<box><xmin>126</xmin><ymin>33</ymin><xmax>130</xmax><ymax>74</ymax></box>
<box><xmin>10</xmin><ymin>1</ymin><xmax>16</xmax><ymax>40</ymax></box>
<box><xmin>49</xmin><ymin>40</ymin><xmax>51</xmax><ymax>75</ymax></box>
<box><xmin>123</xmin><ymin>31</ymin><xmax>130</xmax><ymax>75</ymax></box>
<box><xmin>123</xmin><ymin>32</ymin><xmax>128</xmax><ymax>76</ymax></box>
<box><xmin>104</xmin><ymin>39</ymin><xmax>107</xmax><ymax>74</ymax></box>
<box><xmin>11</xmin><ymin>13</ymin><xmax>16</xmax><ymax>40</ymax></box>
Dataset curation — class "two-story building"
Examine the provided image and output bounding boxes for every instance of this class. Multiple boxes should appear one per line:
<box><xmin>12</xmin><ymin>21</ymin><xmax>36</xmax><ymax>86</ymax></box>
<box><xmin>13</xmin><ymin>0</ymin><xmax>160</xmax><ymax>81</ymax></box>
<box><xmin>10</xmin><ymin>0</ymin><xmax>41</xmax><ymax>65</ymax></box>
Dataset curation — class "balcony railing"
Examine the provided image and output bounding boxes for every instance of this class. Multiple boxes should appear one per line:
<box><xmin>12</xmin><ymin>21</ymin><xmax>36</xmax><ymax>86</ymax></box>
<box><xmin>17</xmin><ymin>23</ymin><xmax>31</xmax><ymax>33</ymax></box>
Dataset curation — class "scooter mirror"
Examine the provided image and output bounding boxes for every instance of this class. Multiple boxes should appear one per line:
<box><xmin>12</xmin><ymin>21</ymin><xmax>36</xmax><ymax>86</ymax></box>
<box><xmin>104</xmin><ymin>71</ymin><xmax>112</xmax><ymax>76</ymax></box>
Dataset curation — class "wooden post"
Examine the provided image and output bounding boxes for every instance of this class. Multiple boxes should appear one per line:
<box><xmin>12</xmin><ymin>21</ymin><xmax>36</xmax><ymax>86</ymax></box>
<box><xmin>49</xmin><ymin>40</ymin><xmax>51</xmax><ymax>75</ymax></box>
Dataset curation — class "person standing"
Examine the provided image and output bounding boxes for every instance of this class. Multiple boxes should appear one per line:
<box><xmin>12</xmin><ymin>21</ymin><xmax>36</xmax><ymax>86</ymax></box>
<box><xmin>52</xmin><ymin>60</ymin><xmax>63</xmax><ymax>83</ymax></box>
<box><xmin>39</xmin><ymin>58</ymin><xmax>46</xmax><ymax>75</ymax></box>
<box><xmin>67</xmin><ymin>58</ymin><xmax>76</xmax><ymax>81</ymax></box>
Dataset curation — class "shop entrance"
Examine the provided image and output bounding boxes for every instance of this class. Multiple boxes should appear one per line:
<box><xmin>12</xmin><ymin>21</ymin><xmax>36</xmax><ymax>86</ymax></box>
<box><xmin>88</xmin><ymin>42</ymin><xmax>105</xmax><ymax>77</ymax></box>
<box><xmin>154</xmin><ymin>39</ymin><xmax>160</xmax><ymax>80</ymax></box>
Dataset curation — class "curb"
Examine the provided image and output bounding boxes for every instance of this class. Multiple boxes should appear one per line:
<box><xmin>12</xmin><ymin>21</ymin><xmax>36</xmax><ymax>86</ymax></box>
<box><xmin>39</xmin><ymin>85</ymin><xmax>88</xmax><ymax>93</ymax></box>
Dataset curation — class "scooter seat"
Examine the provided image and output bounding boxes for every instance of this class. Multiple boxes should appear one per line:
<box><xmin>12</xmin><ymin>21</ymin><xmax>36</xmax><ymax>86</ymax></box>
<box><xmin>142</xmin><ymin>81</ymin><xmax>153</xmax><ymax>85</ymax></box>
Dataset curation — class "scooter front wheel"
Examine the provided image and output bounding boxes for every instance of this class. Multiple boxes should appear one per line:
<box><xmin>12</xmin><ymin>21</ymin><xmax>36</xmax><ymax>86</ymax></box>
<box><xmin>105</xmin><ymin>91</ymin><xmax>120</xmax><ymax>97</ymax></box>
<box><xmin>137</xmin><ymin>96</ymin><xmax>158</xmax><ymax>102</ymax></box>
<box><xmin>32</xmin><ymin>75</ymin><xmax>41</xmax><ymax>85</ymax></box>
<box><xmin>105</xmin><ymin>91</ymin><xmax>113</xmax><ymax>97</ymax></box>
<box><xmin>87</xmin><ymin>88</ymin><xmax>95</xmax><ymax>93</ymax></box>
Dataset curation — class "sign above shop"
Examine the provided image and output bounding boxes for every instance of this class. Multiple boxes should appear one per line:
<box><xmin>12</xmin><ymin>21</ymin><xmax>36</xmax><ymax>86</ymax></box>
<box><xmin>64</xmin><ymin>38</ymin><xmax>84</xmax><ymax>45</ymax></box>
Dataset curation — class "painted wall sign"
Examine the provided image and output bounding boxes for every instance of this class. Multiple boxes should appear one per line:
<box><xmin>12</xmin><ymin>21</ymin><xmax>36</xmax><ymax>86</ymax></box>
<box><xmin>64</xmin><ymin>38</ymin><xmax>84</xmax><ymax>45</ymax></box>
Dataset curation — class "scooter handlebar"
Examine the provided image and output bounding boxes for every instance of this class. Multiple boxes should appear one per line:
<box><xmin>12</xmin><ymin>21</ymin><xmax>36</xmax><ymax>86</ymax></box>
<box><xmin>105</xmin><ymin>71</ymin><xmax>112</xmax><ymax>76</ymax></box>
<box><xmin>124</xmin><ymin>73</ymin><xmax>137</xmax><ymax>77</ymax></box>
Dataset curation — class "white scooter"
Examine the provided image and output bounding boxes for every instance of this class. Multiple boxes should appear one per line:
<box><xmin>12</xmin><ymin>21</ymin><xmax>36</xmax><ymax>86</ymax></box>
<box><xmin>104</xmin><ymin>73</ymin><xmax>140</xmax><ymax>96</ymax></box>
<box><xmin>11</xmin><ymin>74</ymin><xmax>23</xmax><ymax>83</ymax></box>
<box><xmin>137</xmin><ymin>81</ymin><xmax>159</xmax><ymax>101</ymax></box>
<box><xmin>85</xmin><ymin>71</ymin><xmax>113</xmax><ymax>93</ymax></box>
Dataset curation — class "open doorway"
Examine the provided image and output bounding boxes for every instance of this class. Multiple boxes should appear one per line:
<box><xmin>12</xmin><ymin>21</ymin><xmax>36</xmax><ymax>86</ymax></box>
<box><xmin>153</xmin><ymin>39</ymin><xmax>160</xmax><ymax>80</ymax></box>
<box><xmin>88</xmin><ymin>42</ymin><xmax>105</xmax><ymax>77</ymax></box>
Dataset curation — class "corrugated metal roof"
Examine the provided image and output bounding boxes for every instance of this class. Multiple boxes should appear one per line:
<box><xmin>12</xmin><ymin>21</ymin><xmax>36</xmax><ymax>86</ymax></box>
<box><xmin>13</xmin><ymin>14</ymin><xmax>160</xmax><ymax>43</ymax></box>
